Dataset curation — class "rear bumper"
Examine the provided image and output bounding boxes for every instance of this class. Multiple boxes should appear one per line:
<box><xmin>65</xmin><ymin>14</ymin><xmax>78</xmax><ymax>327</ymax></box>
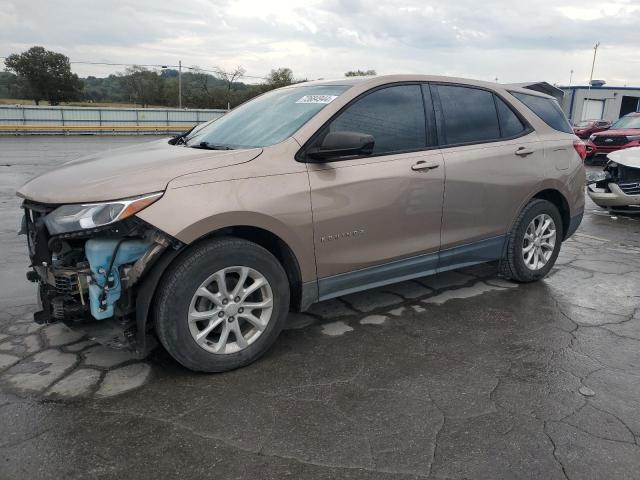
<box><xmin>587</xmin><ymin>183</ymin><xmax>640</xmax><ymax>208</ymax></box>
<box><xmin>565</xmin><ymin>211</ymin><xmax>583</xmax><ymax>239</ymax></box>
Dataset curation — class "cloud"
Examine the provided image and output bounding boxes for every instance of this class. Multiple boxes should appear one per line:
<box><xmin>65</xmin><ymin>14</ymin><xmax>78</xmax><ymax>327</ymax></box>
<box><xmin>1</xmin><ymin>0</ymin><xmax>639</xmax><ymax>85</ymax></box>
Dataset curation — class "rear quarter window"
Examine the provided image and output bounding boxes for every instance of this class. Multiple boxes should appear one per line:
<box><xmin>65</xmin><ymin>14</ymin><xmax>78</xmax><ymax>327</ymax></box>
<box><xmin>511</xmin><ymin>92</ymin><xmax>573</xmax><ymax>134</ymax></box>
<box><xmin>495</xmin><ymin>96</ymin><xmax>526</xmax><ymax>138</ymax></box>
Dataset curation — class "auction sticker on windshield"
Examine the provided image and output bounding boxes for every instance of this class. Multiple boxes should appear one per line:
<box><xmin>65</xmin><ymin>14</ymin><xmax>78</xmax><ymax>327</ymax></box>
<box><xmin>296</xmin><ymin>95</ymin><xmax>338</xmax><ymax>104</ymax></box>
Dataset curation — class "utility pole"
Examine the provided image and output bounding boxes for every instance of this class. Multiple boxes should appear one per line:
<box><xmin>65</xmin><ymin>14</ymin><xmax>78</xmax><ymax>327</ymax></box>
<box><xmin>178</xmin><ymin>60</ymin><xmax>182</xmax><ymax>109</ymax></box>
<box><xmin>568</xmin><ymin>69</ymin><xmax>573</xmax><ymax>87</ymax></box>
<box><xmin>588</xmin><ymin>42</ymin><xmax>600</xmax><ymax>86</ymax></box>
<box><xmin>585</xmin><ymin>42</ymin><xmax>600</xmax><ymax>120</ymax></box>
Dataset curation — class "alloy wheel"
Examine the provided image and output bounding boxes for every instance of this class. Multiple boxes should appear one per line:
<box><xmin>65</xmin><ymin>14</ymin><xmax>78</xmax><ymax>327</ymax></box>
<box><xmin>522</xmin><ymin>213</ymin><xmax>556</xmax><ymax>271</ymax></box>
<box><xmin>187</xmin><ymin>266</ymin><xmax>274</xmax><ymax>354</ymax></box>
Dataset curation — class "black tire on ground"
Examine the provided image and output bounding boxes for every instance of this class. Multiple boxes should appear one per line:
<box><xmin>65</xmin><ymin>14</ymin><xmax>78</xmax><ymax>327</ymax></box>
<box><xmin>154</xmin><ymin>237</ymin><xmax>290</xmax><ymax>372</ymax></box>
<box><xmin>500</xmin><ymin>199</ymin><xmax>563</xmax><ymax>282</ymax></box>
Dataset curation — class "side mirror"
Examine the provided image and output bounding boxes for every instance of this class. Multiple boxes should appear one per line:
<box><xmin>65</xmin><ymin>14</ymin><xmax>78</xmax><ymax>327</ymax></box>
<box><xmin>306</xmin><ymin>131</ymin><xmax>375</xmax><ymax>161</ymax></box>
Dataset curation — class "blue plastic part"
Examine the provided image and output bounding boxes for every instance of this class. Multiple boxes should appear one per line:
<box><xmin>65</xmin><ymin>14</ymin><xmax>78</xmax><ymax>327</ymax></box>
<box><xmin>85</xmin><ymin>238</ymin><xmax>153</xmax><ymax>320</ymax></box>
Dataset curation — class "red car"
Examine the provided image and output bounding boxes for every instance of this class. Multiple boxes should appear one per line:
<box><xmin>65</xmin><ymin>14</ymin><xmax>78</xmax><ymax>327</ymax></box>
<box><xmin>585</xmin><ymin>112</ymin><xmax>640</xmax><ymax>158</ymax></box>
<box><xmin>573</xmin><ymin>119</ymin><xmax>611</xmax><ymax>139</ymax></box>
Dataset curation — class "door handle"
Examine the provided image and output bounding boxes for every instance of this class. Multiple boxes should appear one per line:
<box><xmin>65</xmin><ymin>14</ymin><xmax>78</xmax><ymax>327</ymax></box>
<box><xmin>411</xmin><ymin>161</ymin><xmax>440</xmax><ymax>171</ymax></box>
<box><xmin>515</xmin><ymin>146</ymin><xmax>534</xmax><ymax>157</ymax></box>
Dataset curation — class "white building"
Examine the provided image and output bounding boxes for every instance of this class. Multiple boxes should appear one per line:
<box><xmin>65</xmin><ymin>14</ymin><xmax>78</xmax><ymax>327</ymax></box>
<box><xmin>559</xmin><ymin>83</ymin><xmax>640</xmax><ymax>123</ymax></box>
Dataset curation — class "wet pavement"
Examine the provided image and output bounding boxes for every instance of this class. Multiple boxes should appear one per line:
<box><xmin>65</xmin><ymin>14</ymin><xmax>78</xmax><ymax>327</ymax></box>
<box><xmin>1</xmin><ymin>136</ymin><xmax>639</xmax><ymax>479</ymax></box>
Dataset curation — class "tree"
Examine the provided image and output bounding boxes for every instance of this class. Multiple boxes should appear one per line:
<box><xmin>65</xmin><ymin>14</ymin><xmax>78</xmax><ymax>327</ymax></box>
<box><xmin>119</xmin><ymin>66</ymin><xmax>164</xmax><ymax>107</ymax></box>
<box><xmin>215</xmin><ymin>66</ymin><xmax>245</xmax><ymax>110</ymax></box>
<box><xmin>4</xmin><ymin>46</ymin><xmax>82</xmax><ymax>105</ymax></box>
<box><xmin>266</xmin><ymin>68</ymin><xmax>295</xmax><ymax>88</ymax></box>
<box><xmin>0</xmin><ymin>72</ymin><xmax>29</xmax><ymax>99</ymax></box>
<box><xmin>345</xmin><ymin>69</ymin><xmax>377</xmax><ymax>77</ymax></box>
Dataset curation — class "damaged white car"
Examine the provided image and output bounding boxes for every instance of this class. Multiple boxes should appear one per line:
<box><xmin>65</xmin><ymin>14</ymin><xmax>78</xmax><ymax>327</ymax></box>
<box><xmin>587</xmin><ymin>147</ymin><xmax>640</xmax><ymax>210</ymax></box>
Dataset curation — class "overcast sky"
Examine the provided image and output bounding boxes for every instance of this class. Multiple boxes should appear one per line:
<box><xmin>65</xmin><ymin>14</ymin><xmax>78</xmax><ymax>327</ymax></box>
<box><xmin>1</xmin><ymin>0</ymin><xmax>639</xmax><ymax>86</ymax></box>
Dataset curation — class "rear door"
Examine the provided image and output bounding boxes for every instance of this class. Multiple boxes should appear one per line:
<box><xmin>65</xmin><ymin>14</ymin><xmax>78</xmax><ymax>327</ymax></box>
<box><xmin>432</xmin><ymin>84</ymin><xmax>544</xmax><ymax>264</ymax></box>
<box><xmin>305</xmin><ymin>83</ymin><xmax>445</xmax><ymax>297</ymax></box>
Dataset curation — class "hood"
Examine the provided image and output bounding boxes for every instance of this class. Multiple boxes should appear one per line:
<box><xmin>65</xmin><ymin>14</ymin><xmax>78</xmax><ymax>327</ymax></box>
<box><xmin>592</xmin><ymin>129</ymin><xmax>640</xmax><ymax>137</ymax></box>
<box><xmin>608</xmin><ymin>146</ymin><xmax>640</xmax><ymax>169</ymax></box>
<box><xmin>17</xmin><ymin>139</ymin><xmax>262</xmax><ymax>204</ymax></box>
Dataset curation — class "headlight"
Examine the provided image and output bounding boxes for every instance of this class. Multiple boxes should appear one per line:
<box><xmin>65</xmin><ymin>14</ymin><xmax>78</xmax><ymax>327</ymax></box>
<box><xmin>44</xmin><ymin>192</ymin><xmax>162</xmax><ymax>235</ymax></box>
<box><xmin>589</xmin><ymin>135</ymin><xmax>596</xmax><ymax>142</ymax></box>
<box><xmin>626</xmin><ymin>135</ymin><xmax>640</xmax><ymax>141</ymax></box>
<box><xmin>585</xmin><ymin>171</ymin><xmax>611</xmax><ymax>184</ymax></box>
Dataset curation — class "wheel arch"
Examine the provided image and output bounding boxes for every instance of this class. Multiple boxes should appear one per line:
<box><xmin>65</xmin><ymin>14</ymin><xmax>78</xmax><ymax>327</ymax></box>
<box><xmin>135</xmin><ymin>223</ymin><xmax>311</xmax><ymax>354</ymax></box>
<box><xmin>510</xmin><ymin>185</ymin><xmax>572</xmax><ymax>241</ymax></box>
<box><xmin>530</xmin><ymin>189</ymin><xmax>571</xmax><ymax>240</ymax></box>
<box><xmin>195</xmin><ymin>225</ymin><xmax>306</xmax><ymax>313</ymax></box>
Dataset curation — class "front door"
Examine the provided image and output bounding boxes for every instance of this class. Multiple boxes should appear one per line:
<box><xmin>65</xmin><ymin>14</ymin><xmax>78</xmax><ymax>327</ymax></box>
<box><xmin>305</xmin><ymin>84</ymin><xmax>445</xmax><ymax>299</ymax></box>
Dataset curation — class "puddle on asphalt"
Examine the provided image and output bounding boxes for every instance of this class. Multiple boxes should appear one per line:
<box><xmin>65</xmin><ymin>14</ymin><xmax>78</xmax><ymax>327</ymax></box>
<box><xmin>320</xmin><ymin>321</ymin><xmax>354</xmax><ymax>336</ymax></box>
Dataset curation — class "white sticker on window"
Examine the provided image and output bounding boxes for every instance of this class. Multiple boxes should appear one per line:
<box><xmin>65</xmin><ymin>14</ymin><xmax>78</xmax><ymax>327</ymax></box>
<box><xmin>296</xmin><ymin>95</ymin><xmax>338</xmax><ymax>104</ymax></box>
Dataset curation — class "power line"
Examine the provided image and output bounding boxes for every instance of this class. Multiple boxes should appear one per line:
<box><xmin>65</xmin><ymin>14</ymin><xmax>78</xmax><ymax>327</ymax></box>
<box><xmin>71</xmin><ymin>61</ymin><xmax>268</xmax><ymax>80</ymax></box>
<box><xmin>0</xmin><ymin>56</ymin><xmax>268</xmax><ymax>80</ymax></box>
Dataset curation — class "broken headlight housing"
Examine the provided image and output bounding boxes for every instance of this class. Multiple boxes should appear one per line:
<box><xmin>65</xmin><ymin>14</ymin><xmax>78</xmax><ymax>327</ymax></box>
<box><xmin>585</xmin><ymin>170</ymin><xmax>612</xmax><ymax>184</ymax></box>
<box><xmin>44</xmin><ymin>192</ymin><xmax>162</xmax><ymax>235</ymax></box>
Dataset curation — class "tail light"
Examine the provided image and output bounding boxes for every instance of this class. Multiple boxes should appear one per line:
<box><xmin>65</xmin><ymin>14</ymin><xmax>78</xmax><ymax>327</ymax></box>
<box><xmin>573</xmin><ymin>139</ymin><xmax>587</xmax><ymax>161</ymax></box>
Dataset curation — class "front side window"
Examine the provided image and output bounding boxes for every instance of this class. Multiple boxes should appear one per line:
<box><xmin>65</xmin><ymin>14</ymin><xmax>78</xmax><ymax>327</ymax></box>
<box><xmin>327</xmin><ymin>84</ymin><xmax>428</xmax><ymax>155</ymax></box>
<box><xmin>435</xmin><ymin>85</ymin><xmax>501</xmax><ymax>145</ymax></box>
<box><xmin>186</xmin><ymin>85</ymin><xmax>350</xmax><ymax>148</ymax></box>
<box><xmin>511</xmin><ymin>92</ymin><xmax>573</xmax><ymax>134</ymax></box>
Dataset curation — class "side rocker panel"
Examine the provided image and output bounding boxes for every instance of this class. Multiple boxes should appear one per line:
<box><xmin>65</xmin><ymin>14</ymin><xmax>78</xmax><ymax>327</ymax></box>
<box><xmin>317</xmin><ymin>235</ymin><xmax>507</xmax><ymax>302</ymax></box>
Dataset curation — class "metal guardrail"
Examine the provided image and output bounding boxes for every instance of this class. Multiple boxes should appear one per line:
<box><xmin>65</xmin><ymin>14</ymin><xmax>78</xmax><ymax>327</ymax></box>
<box><xmin>0</xmin><ymin>124</ymin><xmax>198</xmax><ymax>135</ymax></box>
<box><xmin>0</xmin><ymin>105</ymin><xmax>227</xmax><ymax>135</ymax></box>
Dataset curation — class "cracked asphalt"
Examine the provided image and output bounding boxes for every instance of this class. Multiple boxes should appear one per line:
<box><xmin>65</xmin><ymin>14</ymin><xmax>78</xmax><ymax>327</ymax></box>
<box><xmin>1</xmin><ymin>136</ymin><xmax>639</xmax><ymax>479</ymax></box>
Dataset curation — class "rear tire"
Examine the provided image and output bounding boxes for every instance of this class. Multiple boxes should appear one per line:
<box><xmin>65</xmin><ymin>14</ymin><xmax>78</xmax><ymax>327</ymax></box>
<box><xmin>154</xmin><ymin>237</ymin><xmax>290</xmax><ymax>372</ymax></box>
<box><xmin>500</xmin><ymin>199</ymin><xmax>563</xmax><ymax>282</ymax></box>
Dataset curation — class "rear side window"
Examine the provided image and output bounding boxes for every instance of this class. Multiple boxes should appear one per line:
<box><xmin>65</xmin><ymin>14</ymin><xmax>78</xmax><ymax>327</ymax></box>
<box><xmin>495</xmin><ymin>97</ymin><xmax>526</xmax><ymax>137</ymax></box>
<box><xmin>435</xmin><ymin>85</ymin><xmax>500</xmax><ymax>145</ymax></box>
<box><xmin>511</xmin><ymin>92</ymin><xmax>573</xmax><ymax>134</ymax></box>
<box><xmin>329</xmin><ymin>84</ymin><xmax>427</xmax><ymax>154</ymax></box>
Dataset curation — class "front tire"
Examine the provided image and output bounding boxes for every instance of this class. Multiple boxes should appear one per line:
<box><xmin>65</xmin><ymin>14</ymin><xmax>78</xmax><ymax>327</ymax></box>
<box><xmin>500</xmin><ymin>199</ymin><xmax>563</xmax><ymax>282</ymax></box>
<box><xmin>154</xmin><ymin>237</ymin><xmax>290</xmax><ymax>372</ymax></box>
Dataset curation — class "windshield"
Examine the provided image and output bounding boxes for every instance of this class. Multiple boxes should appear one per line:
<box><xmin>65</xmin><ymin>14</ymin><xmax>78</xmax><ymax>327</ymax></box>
<box><xmin>611</xmin><ymin>115</ymin><xmax>640</xmax><ymax>130</ymax></box>
<box><xmin>186</xmin><ymin>85</ymin><xmax>350</xmax><ymax>149</ymax></box>
<box><xmin>574</xmin><ymin>120</ymin><xmax>593</xmax><ymax>127</ymax></box>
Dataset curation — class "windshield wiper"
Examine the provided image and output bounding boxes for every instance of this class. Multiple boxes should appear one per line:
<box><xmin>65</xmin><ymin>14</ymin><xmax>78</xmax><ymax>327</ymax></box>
<box><xmin>169</xmin><ymin>126</ymin><xmax>196</xmax><ymax>145</ymax></box>
<box><xmin>190</xmin><ymin>142</ymin><xmax>234</xmax><ymax>150</ymax></box>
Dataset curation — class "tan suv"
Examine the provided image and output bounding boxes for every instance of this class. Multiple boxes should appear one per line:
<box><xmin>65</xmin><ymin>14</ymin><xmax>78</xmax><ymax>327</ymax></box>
<box><xmin>17</xmin><ymin>75</ymin><xmax>585</xmax><ymax>372</ymax></box>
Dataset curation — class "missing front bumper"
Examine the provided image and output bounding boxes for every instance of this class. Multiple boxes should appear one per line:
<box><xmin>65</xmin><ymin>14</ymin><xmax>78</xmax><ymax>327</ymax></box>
<box><xmin>588</xmin><ymin>183</ymin><xmax>640</xmax><ymax>208</ymax></box>
<box><xmin>22</xmin><ymin>200</ymin><xmax>177</xmax><ymax>355</ymax></box>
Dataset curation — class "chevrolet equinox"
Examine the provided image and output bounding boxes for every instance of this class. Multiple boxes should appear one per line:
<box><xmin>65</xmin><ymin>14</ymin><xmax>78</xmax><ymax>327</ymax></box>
<box><xmin>17</xmin><ymin>75</ymin><xmax>586</xmax><ymax>372</ymax></box>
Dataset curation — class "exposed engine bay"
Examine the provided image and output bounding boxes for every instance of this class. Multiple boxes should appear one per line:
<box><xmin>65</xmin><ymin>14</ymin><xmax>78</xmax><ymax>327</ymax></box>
<box><xmin>586</xmin><ymin>147</ymin><xmax>640</xmax><ymax>210</ymax></box>
<box><xmin>21</xmin><ymin>200</ymin><xmax>182</xmax><ymax>354</ymax></box>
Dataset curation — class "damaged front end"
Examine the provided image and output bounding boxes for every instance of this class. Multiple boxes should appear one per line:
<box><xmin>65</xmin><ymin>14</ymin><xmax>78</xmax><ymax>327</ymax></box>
<box><xmin>21</xmin><ymin>195</ymin><xmax>181</xmax><ymax>357</ymax></box>
<box><xmin>587</xmin><ymin>156</ymin><xmax>640</xmax><ymax>210</ymax></box>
